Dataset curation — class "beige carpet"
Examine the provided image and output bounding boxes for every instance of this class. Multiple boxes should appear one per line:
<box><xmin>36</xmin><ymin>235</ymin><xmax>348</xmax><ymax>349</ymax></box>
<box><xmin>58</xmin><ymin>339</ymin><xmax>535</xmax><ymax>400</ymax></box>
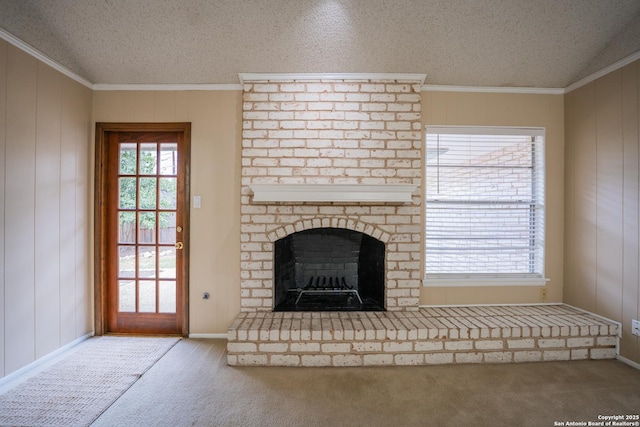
<box><xmin>0</xmin><ymin>336</ymin><xmax>179</xmax><ymax>427</ymax></box>
<box><xmin>93</xmin><ymin>339</ymin><xmax>640</xmax><ymax>427</ymax></box>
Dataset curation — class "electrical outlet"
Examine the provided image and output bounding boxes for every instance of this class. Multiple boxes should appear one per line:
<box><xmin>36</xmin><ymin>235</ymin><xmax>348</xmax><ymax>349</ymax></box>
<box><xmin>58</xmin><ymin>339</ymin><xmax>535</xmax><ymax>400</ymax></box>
<box><xmin>632</xmin><ymin>319</ymin><xmax>640</xmax><ymax>337</ymax></box>
<box><xmin>540</xmin><ymin>288</ymin><xmax>547</xmax><ymax>302</ymax></box>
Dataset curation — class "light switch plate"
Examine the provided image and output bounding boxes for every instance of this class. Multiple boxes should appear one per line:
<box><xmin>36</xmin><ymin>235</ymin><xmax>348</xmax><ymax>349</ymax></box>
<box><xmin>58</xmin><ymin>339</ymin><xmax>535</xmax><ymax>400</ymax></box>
<box><xmin>193</xmin><ymin>195</ymin><xmax>201</xmax><ymax>208</ymax></box>
<box><xmin>632</xmin><ymin>319</ymin><xmax>640</xmax><ymax>337</ymax></box>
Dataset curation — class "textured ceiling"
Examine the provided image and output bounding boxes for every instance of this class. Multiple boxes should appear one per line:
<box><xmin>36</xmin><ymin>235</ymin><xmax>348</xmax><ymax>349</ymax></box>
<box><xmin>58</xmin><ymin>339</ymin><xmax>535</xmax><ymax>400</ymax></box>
<box><xmin>1</xmin><ymin>0</ymin><xmax>640</xmax><ymax>87</ymax></box>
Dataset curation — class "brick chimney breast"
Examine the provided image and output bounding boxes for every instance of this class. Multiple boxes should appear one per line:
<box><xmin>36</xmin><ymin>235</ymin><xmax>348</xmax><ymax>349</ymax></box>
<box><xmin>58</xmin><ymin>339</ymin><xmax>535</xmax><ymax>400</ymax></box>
<box><xmin>240</xmin><ymin>77</ymin><xmax>423</xmax><ymax>311</ymax></box>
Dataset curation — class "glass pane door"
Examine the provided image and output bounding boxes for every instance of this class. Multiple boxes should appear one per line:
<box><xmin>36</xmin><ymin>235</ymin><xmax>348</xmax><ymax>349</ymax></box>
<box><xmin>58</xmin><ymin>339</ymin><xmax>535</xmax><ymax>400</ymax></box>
<box><xmin>97</xmin><ymin>123</ymin><xmax>189</xmax><ymax>336</ymax></box>
<box><xmin>117</xmin><ymin>141</ymin><xmax>179</xmax><ymax>315</ymax></box>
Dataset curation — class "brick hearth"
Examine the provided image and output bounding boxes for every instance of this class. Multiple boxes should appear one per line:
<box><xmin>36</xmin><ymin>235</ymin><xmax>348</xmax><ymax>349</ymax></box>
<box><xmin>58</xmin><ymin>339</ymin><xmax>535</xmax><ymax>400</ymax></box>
<box><xmin>227</xmin><ymin>304</ymin><xmax>619</xmax><ymax>367</ymax></box>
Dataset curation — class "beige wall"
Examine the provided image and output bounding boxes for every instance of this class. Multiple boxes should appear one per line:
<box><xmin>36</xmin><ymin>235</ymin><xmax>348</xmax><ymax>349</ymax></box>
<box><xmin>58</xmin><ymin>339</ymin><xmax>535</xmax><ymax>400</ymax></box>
<box><xmin>420</xmin><ymin>91</ymin><xmax>565</xmax><ymax>305</ymax></box>
<box><xmin>0</xmin><ymin>40</ymin><xmax>93</xmax><ymax>378</ymax></box>
<box><xmin>92</xmin><ymin>90</ymin><xmax>242</xmax><ymax>335</ymax></box>
<box><xmin>92</xmin><ymin>89</ymin><xmax>567</xmax><ymax>335</ymax></box>
<box><xmin>564</xmin><ymin>60</ymin><xmax>640</xmax><ymax>363</ymax></box>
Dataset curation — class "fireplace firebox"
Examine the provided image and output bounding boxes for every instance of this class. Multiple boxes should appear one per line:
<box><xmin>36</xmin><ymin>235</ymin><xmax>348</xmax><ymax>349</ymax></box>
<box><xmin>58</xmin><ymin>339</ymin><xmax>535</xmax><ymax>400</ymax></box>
<box><xmin>273</xmin><ymin>228</ymin><xmax>385</xmax><ymax>311</ymax></box>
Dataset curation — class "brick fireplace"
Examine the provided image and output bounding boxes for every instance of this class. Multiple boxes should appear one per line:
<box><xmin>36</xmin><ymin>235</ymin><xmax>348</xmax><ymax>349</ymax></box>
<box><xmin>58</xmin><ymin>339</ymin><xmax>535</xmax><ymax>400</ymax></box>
<box><xmin>229</xmin><ymin>74</ymin><xmax>619</xmax><ymax>367</ymax></box>
<box><xmin>240</xmin><ymin>75</ymin><xmax>425</xmax><ymax>312</ymax></box>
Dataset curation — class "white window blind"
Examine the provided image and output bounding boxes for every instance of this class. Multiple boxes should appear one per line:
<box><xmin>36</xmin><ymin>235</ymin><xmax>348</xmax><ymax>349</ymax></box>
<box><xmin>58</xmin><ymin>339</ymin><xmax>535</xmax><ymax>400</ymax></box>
<box><xmin>425</xmin><ymin>126</ymin><xmax>545</xmax><ymax>281</ymax></box>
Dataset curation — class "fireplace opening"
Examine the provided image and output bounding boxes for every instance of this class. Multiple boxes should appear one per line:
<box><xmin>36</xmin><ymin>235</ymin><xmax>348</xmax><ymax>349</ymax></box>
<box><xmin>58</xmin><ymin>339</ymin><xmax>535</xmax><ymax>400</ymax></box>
<box><xmin>273</xmin><ymin>227</ymin><xmax>385</xmax><ymax>312</ymax></box>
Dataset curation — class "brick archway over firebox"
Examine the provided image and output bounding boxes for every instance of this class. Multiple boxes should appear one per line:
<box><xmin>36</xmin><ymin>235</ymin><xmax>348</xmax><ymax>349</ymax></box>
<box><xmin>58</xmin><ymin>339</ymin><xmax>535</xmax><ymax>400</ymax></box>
<box><xmin>267</xmin><ymin>217</ymin><xmax>392</xmax><ymax>244</ymax></box>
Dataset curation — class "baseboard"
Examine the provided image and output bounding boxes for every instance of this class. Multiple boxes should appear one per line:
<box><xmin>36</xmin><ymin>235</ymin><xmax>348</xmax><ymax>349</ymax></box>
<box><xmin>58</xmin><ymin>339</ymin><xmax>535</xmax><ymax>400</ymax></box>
<box><xmin>188</xmin><ymin>333</ymin><xmax>228</xmax><ymax>339</ymax></box>
<box><xmin>0</xmin><ymin>332</ymin><xmax>94</xmax><ymax>390</ymax></box>
<box><xmin>616</xmin><ymin>355</ymin><xmax>640</xmax><ymax>371</ymax></box>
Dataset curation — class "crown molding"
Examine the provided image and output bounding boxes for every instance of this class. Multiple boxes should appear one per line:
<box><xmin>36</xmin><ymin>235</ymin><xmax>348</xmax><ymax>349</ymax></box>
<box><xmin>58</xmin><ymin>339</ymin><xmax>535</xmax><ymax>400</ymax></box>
<box><xmin>421</xmin><ymin>84</ymin><xmax>564</xmax><ymax>95</ymax></box>
<box><xmin>239</xmin><ymin>73</ymin><xmax>427</xmax><ymax>84</ymax></box>
<box><xmin>93</xmin><ymin>83</ymin><xmax>242</xmax><ymax>91</ymax></box>
<box><xmin>0</xmin><ymin>28</ymin><xmax>94</xmax><ymax>89</ymax></box>
<box><xmin>565</xmin><ymin>49</ymin><xmax>640</xmax><ymax>93</ymax></box>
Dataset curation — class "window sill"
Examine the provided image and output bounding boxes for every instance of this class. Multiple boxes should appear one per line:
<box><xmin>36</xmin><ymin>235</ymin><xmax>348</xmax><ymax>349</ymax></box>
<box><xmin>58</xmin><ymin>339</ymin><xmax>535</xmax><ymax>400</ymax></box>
<box><xmin>423</xmin><ymin>277</ymin><xmax>550</xmax><ymax>287</ymax></box>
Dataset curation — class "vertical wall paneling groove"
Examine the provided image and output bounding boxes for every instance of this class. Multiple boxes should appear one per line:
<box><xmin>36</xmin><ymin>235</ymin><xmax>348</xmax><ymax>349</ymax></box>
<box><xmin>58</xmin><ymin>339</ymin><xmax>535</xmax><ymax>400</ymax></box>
<box><xmin>572</xmin><ymin>84</ymin><xmax>598</xmax><ymax>311</ymax></box>
<box><xmin>34</xmin><ymin>62</ymin><xmax>62</xmax><ymax>358</ymax></box>
<box><xmin>565</xmin><ymin>58</ymin><xmax>640</xmax><ymax>363</ymax></box>
<box><xmin>0</xmin><ymin>41</ymin><xmax>92</xmax><ymax>379</ymax></box>
<box><xmin>4</xmin><ymin>45</ymin><xmax>37</xmax><ymax>373</ymax></box>
<box><xmin>595</xmin><ymin>71</ymin><xmax>624</xmax><ymax>321</ymax></box>
<box><xmin>59</xmin><ymin>78</ymin><xmax>78</xmax><ymax>344</ymax></box>
<box><xmin>636</xmin><ymin>62</ymin><xmax>640</xmax><ymax>360</ymax></box>
<box><xmin>621</xmin><ymin>62</ymin><xmax>639</xmax><ymax>361</ymax></box>
<box><xmin>0</xmin><ymin>40</ymin><xmax>7</xmax><ymax>378</ymax></box>
<box><xmin>563</xmin><ymin>92</ymin><xmax>575</xmax><ymax>305</ymax></box>
<box><xmin>74</xmin><ymin>82</ymin><xmax>91</xmax><ymax>336</ymax></box>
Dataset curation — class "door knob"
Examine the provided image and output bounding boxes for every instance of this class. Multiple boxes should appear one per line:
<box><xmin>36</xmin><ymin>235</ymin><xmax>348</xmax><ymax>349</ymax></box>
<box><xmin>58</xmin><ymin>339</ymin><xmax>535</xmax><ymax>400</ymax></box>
<box><xmin>175</xmin><ymin>242</ymin><xmax>184</xmax><ymax>250</ymax></box>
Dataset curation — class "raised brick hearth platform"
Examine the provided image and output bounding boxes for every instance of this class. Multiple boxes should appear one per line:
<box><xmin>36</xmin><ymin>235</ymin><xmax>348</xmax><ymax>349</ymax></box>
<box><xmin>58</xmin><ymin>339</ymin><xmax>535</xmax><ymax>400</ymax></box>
<box><xmin>227</xmin><ymin>304</ymin><xmax>619</xmax><ymax>367</ymax></box>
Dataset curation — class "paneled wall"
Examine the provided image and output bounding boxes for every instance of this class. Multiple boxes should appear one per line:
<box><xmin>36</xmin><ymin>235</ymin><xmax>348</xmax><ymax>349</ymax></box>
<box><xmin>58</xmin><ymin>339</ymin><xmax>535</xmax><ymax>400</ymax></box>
<box><xmin>421</xmin><ymin>91</ymin><xmax>565</xmax><ymax>305</ymax></box>
<box><xmin>0</xmin><ymin>40</ymin><xmax>92</xmax><ymax>378</ymax></box>
<box><xmin>564</xmin><ymin>60</ymin><xmax>640</xmax><ymax>364</ymax></box>
<box><xmin>92</xmin><ymin>90</ymin><xmax>242</xmax><ymax>335</ymax></box>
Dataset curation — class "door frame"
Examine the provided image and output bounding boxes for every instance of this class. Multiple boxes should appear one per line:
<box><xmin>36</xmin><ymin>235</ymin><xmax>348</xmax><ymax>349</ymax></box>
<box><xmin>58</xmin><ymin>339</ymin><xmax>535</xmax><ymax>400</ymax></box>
<box><xmin>94</xmin><ymin>122</ymin><xmax>191</xmax><ymax>336</ymax></box>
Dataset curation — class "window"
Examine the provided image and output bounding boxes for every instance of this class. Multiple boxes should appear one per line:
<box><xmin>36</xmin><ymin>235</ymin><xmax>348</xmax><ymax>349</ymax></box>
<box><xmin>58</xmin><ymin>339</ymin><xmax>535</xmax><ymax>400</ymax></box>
<box><xmin>424</xmin><ymin>126</ymin><xmax>546</xmax><ymax>286</ymax></box>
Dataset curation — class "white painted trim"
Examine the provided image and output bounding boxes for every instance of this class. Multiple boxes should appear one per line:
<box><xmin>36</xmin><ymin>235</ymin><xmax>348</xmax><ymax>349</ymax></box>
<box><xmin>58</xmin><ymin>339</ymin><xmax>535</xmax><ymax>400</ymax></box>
<box><xmin>562</xmin><ymin>304</ymin><xmax>623</xmax><ymax>337</ymax></box>
<box><xmin>93</xmin><ymin>83</ymin><xmax>242</xmax><ymax>91</ymax></box>
<box><xmin>0</xmin><ymin>28</ymin><xmax>94</xmax><ymax>89</ymax></box>
<box><xmin>188</xmin><ymin>333</ymin><xmax>228</xmax><ymax>339</ymax></box>
<box><xmin>0</xmin><ymin>332</ymin><xmax>94</xmax><ymax>390</ymax></box>
<box><xmin>249</xmin><ymin>183</ymin><xmax>418</xmax><ymax>203</ymax></box>
<box><xmin>616</xmin><ymin>355</ymin><xmax>640</xmax><ymax>371</ymax></box>
<box><xmin>421</xmin><ymin>84</ymin><xmax>564</xmax><ymax>95</ymax></box>
<box><xmin>561</xmin><ymin>304</ymin><xmax>622</xmax><ymax>358</ymax></box>
<box><xmin>423</xmin><ymin>277</ymin><xmax>550</xmax><ymax>287</ymax></box>
<box><xmin>426</xmin><ymin>125</ymin><xmax>545</xmax><ymax>137</ymax></box>
<box><xmin>565</xmin><ymin>49</ymin><xmax>640</xmax><ymax>93</ymax></box>
<box><xmin>239</xmin><ymin>73</ymin><xmax>427</xmax><ymax>84</ymax></box>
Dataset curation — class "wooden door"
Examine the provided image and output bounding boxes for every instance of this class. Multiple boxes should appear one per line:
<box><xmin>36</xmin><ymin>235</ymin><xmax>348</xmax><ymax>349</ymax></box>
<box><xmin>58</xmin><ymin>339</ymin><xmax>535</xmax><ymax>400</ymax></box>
<box><xmin>95</xmin><ymin>123</ymin><xmax>190</xmax><ymax>336</ymax></box>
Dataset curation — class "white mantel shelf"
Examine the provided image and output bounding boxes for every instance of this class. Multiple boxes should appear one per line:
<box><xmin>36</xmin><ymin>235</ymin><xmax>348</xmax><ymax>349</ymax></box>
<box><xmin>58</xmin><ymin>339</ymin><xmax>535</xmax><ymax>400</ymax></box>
<box><xmin>249</xmin><ymin>183</ymin><xmax>418</xmax><ymax>203</ymax></box>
